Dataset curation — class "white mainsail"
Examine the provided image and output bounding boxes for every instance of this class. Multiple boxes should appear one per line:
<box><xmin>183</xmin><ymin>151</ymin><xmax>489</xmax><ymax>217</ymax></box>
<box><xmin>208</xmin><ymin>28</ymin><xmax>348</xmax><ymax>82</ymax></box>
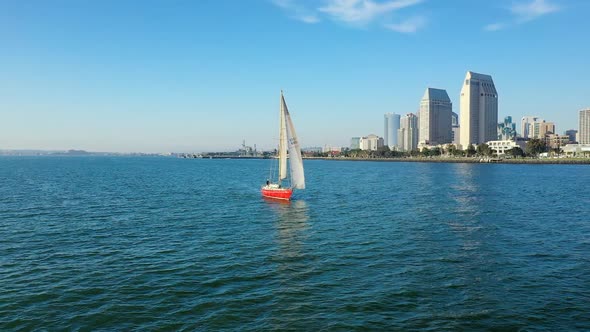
<box><xmin>278</xmin><ymin>93</ymin><xmax>288</xmax><ymax>181</ymax></box>
<box><xmin>281</xmin><ymin>94</ymin><xmax>305</xmax><ymax>189</ymax></box>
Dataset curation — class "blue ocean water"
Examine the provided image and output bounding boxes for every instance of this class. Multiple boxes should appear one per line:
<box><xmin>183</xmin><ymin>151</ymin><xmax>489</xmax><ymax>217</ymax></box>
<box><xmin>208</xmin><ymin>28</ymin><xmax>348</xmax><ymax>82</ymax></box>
<box><xmin>1</xmin><ymin>156</ymin><xmax>589</xmax><ymax>330</ymax></box>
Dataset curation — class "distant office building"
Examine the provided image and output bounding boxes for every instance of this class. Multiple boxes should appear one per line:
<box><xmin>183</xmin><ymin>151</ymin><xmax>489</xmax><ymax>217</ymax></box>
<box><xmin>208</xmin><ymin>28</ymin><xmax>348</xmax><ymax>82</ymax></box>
<box><xmin>323</xmin><ymin>145</ymin><xmax>342</xmax><ymax>154</ymax></box>
<box><xmin>384</xmin><ymin>113</ymin><xmax>401</xmax><ymax>149</ymax></box>
<box><xmin>359</xmin><ymin>134</ymin><xmax>384</xmax><ymax>151</ymax></box>
<box><xmin>451</xmin><ymin>112</ymin><xmax>460</xmax><ymax>145</ymax></box>
<box><xmin>544</xmin><ymin>134</ymin><xmax>569</xmax><ymax>150</ymax></box>
<box><xmin>498</xmin><ymin>116</ymin><xmax>517</xmax><ymax>140</ymax></box>
<box><xmin>397</xmin><ymin>113</ymin><xmax>419</xmax><ymax>151</ymax></box>
<box><xmin>524</xmin><ymin>119</ymin><xmax>554</xmax><ymax>139</ymax></box>
<box><xmin>419</xmin><ymin>88</ymin><xmax>452</xmax><ymax>146</ymax></box>
<box><xmin>521</xmin><ymin>116</ymin><xmax>541</xmax><ymax>139</ymax></box>
<box><xmin>451</xmin><ymin>112</ymin><xmax>459</xmax><ymax>127</ymax></box>
<box><xmin>580</xmin><ymin>109</ymin><xmax>590</xmax><ymax>144</ymax></box>
<box><xmin>350</xmin><ymin>137</ymin><xmax>361</xmax><ymax>150</ymax></box>
<box><xmin>302</xmin><ymin>147</ymin><xmax>322</xmax><ymax>153</ymax></box>
<box><xmin>538</xmin><ymin>121</ymin><xmax>555</xmax><ymax>137</ymax></box>
<box><xmin>565</xmin><ymin>129</ymin><xmax>578</xmax><ymax>143</ymax></box>
<box><xmin>460</xmin><ymin>71</ymin><xmax>498</xmax><ymax>148</ymax></box>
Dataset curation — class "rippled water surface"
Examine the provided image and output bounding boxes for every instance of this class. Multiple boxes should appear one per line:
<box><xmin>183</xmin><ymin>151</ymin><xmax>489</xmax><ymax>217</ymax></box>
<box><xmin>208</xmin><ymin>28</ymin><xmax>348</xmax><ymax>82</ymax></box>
<box><xmin>1</xmin><ymin>157</ymin><xmax>589</xmax><ymax>330</ymax></box>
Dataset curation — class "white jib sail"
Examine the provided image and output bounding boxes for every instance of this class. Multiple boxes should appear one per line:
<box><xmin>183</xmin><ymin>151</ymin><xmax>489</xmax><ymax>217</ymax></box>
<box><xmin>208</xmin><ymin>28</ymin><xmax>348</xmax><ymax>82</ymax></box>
<box><xmin>278</xmin><ymin>93</ymin><xmax>288</xmax><ymax>181</ymax></box>
<box><xmin>282</xmin><ymin>96</ymin><xmax>305</xmax><ymax>190</ymax></box>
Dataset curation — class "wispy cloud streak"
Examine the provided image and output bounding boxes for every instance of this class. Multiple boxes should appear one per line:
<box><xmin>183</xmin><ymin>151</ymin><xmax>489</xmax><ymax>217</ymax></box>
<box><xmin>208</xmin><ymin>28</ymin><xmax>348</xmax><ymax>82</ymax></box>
<box><xmin>270</xmin><ymin>0</ymin><xmax>427</xmax><ymax>33</ymax></box>
<box><xmin>318</xmin><ymin>0</ymin><xmax>423</xmax><ymax>25</ymax></box>
<box><xmin>485</xmin><ymin>0</ymin><xmax>561</xmax><ymax>31</ymax></box>
<box><xmin>384</xmin><ymin>16</ymin><xmax>426</xmax><ymax>33</ymax></box>
<box><xmin>511</xmin><ymin>0</ymin><xmax>560</xmax><ymax>22</ymax></box>
<box><xmin>271</xmin><ymin>0</ymin><xmax>320</xmax><ymax>24</ymax></box>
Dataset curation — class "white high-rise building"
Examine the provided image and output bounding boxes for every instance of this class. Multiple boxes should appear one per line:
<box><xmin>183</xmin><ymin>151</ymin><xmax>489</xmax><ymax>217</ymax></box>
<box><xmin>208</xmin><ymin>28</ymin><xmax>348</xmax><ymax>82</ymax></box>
<box><xmin>580</xmin><ymin>109</ymin><xmax>590</xmax><ymax>144</ymax></box>
<box><xmin>521</xmin><ymin>116</ymin><xmax>541</xmax><ymax>139</ymax></box>
<box><xmin>359</xmin><ymin>134</ymin><xmax>384</xmax><ymax>151</ymax></box>
<box><xmin>459</xmin><ymin>71</ymin><xmax>498</xmax><ymax>148</ymax></box>
<box><xmin>384</xmin><ymin>113</ymin><xmax>400</xmax><ymax>149</ymax></box>
<box><xmin>419</xmin><ymin>88</ymin><xmax>452</xmax><ymax>146</ymax></box>
<box><xmin>397</xmin><ymin>113</ymin><xmax>419</xmax><ymax>151</ymax></box>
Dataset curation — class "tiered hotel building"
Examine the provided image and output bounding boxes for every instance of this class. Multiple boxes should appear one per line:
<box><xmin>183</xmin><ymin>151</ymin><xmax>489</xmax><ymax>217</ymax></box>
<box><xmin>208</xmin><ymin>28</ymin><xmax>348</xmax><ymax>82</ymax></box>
<box><xmin>459</xmin><ymin>71</ymin><xmax>498</xmax><ymax>148</ymax></box>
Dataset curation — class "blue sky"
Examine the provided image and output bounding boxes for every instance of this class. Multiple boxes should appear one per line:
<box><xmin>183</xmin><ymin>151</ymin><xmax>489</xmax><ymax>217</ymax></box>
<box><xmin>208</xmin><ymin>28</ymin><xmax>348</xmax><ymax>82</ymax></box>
<box><xmin>1</xmin><ymin>0</ymin><xmax>588</xmax><ymax>152</ymax></box>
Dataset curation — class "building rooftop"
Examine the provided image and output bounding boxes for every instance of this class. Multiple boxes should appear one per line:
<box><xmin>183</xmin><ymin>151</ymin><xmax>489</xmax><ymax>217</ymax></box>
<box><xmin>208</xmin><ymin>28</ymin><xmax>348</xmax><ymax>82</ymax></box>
<box><xmin>421</xmin><ymin>88</ymin><xmax>451</xmax><ymax>102</ymax></box>
<box><xmin>466</xmin><ymin>71</ymin><xmax>494</xmax><ymax>82</ymax></box>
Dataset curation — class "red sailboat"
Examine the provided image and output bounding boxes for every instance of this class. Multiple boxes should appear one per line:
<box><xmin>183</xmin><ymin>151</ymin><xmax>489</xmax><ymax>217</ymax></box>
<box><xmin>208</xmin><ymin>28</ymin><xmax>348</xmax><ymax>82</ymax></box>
<box><xmin>261</xmin><ymin>91</ymin><xmax>305</xmax><ymax>201</ymax></box>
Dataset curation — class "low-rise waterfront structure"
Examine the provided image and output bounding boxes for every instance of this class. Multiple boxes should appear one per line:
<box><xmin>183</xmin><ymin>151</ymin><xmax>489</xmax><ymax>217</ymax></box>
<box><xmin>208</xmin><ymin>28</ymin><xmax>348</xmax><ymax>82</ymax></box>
<box><xmin>563</xmin><ymin>144</ymin><xmax>590</xmax><ymax>157</ymax></box>
<box><xmin>544</xmin><ymin>134</ymin><xmax>570</xmax><ymax>150</ymax></box>
<box><xmin>487</xmin><ymin>140</ymin><xmax>519</xmax><ymax>156</ymax></box>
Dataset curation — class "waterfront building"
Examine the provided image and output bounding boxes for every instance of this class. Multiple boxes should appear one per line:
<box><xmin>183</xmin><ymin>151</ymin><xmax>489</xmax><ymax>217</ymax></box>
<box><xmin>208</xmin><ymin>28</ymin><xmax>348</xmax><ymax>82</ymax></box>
<box><xmin>525</xmin><ymin>119</ymin><xmax>554</xmax><ymax>139</ymax></box>
<box><xmin>397</xmin><ymin>113</ymin><xmax>419</xmax><ymax>151</ymax></box>
<box><xmin>580</xmin><ymin>109</ymin><xmax>590</xmax><ymax>144</ymax></box>
<box><xmin>544</xmin><ymin>134</ymin><xmax>570</xmax><ymax>151</ymax></box>
<box><xmin>563</xmin><ymin>143</ymin><xmax>590</xmax><ymax>157</ymax></box>
<box><xmin>384</xmin><ymin>113</ymin><xmax>401</xmax><ymax>150</ymax></box>
<box><xmin>538</xmin><ymin>121</ymin><xmax>555</xmax><ymax>138</ymax></box>
<box><xmin>565</xmin><ymin>129</ymin><xmax>578</xmax><ymax>143</ymax></box>
<box><xmin>419</xmin><ymin>88</ymin><xmax>452</xmax><ymax>146</ymax></box>
<box><xmin>302</xmin><ymin>147</ymin><xmax>322</xmax><ymax>153</ymax></box>
<box><xmin>460</xmin><ymin>71</ymin><xmax>498</xmax><ymax>148</ymax></box>
<box><xmin>359</xmin><ymin>134</ymin><xmax>384</xmax><ymax>151</ymax></box>
<box><xmin>487</xmin><ymin>140</ymin><xmax>519</xmax><ymax>156</ymax></box>
<box><xmin>350</xmin><ymin>137</ymin><xmax>360</xmax><ymax>150</ymax></box>
<box><xmin>498</xmin><ymin>116</ymin><xmax>517</xmax><ymax>140</ymax></box>
<box><xmin>521</xmin><ymin>116</ymin><xmax>541</xmax><ymax>138</ymax></box>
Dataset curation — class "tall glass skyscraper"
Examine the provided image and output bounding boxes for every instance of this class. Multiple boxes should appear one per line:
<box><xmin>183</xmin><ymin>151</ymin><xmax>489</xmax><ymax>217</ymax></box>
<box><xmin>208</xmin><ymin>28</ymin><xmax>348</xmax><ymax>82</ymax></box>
<box><xmin>419</xmin><ymin>88</ymin><xmax>452</xmax><ymax>146</ymax></box>
<box><xmin>459</xmin><ymin>71</ymin><xmax>498</xmax><ymax>148</ymax></box>
<box><xmin>384</xmin><ymin>113</ymin><xmax>400</xmax><ymax>149</ymax></box>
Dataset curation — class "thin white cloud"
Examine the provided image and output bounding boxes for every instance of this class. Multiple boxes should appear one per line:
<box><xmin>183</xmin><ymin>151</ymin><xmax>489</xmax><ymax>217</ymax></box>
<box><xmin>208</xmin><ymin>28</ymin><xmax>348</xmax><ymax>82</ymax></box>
<box><xmin>485</xmin><ymin>0</ymin><xmax>561</xmax><ymax>31</ymax></box>
<box><xmin>271</xmin><ymin>0</ymin><xmax>320</xmax><ymax>24</ymax></box>
<box><xmin>384</xmin><ymin>16</ymin><xmax>426</xmax><ymax>33</ymax></box>
<box><xmin>511</xmin><ymin>0</ymin><xmax>560</xmax><ymax>22</ymax></box>
<box><xmin>270</xmin><ymin>0</ymin><xmax>426</xmax><ymax>32</ymax></box>
<box><xmin>318</xmin><ymin>0</ymin><xmax>423</xmax><ymax>24</ymax></box>
<box><xmin>299</xmin><ymin>15</ymin><xmax>321</xmax><ymax>23</ymax></box>
<box><xmin>484</xmin><ymin>22</ymin><xmax>507</xmax><ymax>31</ymax></box>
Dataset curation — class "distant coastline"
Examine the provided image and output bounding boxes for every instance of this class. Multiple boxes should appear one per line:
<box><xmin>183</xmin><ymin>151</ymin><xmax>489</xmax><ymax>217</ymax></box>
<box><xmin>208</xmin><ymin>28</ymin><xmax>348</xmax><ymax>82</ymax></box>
<box><xmin>303</xmin><ymin>156</ymin><xmax>590</xmax><ymax>165</ymax></box>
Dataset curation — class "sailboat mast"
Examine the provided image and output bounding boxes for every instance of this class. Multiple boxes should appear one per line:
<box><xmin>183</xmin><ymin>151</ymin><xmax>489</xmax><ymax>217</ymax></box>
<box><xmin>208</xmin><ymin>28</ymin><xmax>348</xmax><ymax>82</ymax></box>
<box><xmin>278</xmin><ymin>91</ymin><xmax>288</xmax><ymax>184</ymax></box>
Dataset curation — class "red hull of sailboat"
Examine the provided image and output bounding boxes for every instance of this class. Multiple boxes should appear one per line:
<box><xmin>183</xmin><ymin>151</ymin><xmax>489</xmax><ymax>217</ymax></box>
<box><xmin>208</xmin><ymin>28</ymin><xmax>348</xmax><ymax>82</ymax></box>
<box><xmin>261</xmin><ymin>187</ymin><xmax>293</xmax><ymax>200</ymax></box>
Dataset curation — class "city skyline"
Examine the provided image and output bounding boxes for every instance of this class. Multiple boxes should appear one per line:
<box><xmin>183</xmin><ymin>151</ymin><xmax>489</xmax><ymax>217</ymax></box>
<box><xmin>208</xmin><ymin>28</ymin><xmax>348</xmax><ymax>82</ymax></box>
<box><xmin>1</xmin><ymin>0</ymin><xmax>589</xmax><ymax>152</ymax></box>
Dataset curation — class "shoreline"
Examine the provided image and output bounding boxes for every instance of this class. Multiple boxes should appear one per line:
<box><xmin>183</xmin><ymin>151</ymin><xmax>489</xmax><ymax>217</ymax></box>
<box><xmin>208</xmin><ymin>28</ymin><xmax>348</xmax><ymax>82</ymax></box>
<box><xmin>303</xmin><ymin>157</ymin><xmax>590</xmax><ymax>165</ymax></box>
